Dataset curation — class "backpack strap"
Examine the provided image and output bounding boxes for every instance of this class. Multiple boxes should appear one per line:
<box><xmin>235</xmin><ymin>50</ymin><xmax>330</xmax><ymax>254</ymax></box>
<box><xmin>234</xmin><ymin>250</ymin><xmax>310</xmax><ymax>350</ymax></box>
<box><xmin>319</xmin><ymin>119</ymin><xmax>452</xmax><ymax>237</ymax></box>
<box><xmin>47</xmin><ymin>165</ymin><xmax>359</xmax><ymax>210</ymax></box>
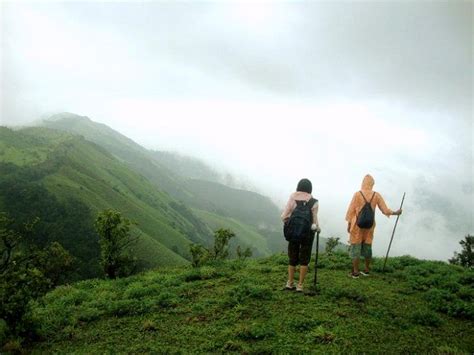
<box><xmin>369</xmin><ymin>192</ymin><xmax>376</xmax><ymax>203</ymax></box>
<box><xmin>360</xmin><ymin>191</ymin><xmax>376</xmax><ymax>204</ymax></box>
<box><xmin>308</xmin><ymin>198</ymin><xmax>317</xmax><ymax>209</ymax></box>
<box><xmin>295</xmin><ymin>198</ymin><xmax>317</xmax><ymax>208</ymax></box>
<box><xmin>359</xmin><ymin>191</ymin><xmax>368</xmax><ymax>203</ymax></box>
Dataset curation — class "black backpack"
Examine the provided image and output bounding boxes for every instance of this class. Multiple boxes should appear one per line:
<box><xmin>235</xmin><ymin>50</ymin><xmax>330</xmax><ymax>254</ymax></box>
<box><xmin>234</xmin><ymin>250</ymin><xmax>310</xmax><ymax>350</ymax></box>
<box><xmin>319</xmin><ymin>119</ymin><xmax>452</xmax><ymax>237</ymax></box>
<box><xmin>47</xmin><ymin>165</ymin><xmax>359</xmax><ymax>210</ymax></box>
<box><xmin>356</xmin><ymin>191</ymin><xmax>376</xmax><ymax>229</ymax></box>
<box><xmin>284</xmin><ymin>198</ymin><xmax>317</xmax><ymax>242</ymax></box>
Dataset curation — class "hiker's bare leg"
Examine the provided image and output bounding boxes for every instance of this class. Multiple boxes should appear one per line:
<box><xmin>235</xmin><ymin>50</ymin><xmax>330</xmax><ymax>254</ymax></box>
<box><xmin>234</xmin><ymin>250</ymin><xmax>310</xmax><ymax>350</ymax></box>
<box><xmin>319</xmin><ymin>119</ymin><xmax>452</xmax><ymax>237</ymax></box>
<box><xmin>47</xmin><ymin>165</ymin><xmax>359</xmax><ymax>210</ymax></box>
<box><xmin>298</xmin><ymin>265</ymin><xmax>308</xmax><ymax>286</ymax></box>
<box><xmin>352</xmin><ymin>258</ymin><xmax>360</xmax><ymax>274</ymax></box>
<box><xmin>288</xmin><ymin>265</ymin><xmax>295</xmax><ymax>284</ymax></box>
<box><xmin>364</xmin><ymin>258</ymin><xmax>371</xmax><ymax>272</ymax></box>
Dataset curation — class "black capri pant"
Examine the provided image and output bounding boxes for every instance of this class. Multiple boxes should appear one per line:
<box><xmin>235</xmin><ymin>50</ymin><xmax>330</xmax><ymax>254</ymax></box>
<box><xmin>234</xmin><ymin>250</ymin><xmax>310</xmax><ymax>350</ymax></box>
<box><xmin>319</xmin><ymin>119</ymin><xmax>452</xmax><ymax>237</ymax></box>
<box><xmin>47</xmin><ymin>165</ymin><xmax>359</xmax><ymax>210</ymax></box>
<box><xmin>288</xmin><ymin>233</ymin><xmax>315</xmax><ymax>266</ymax></box>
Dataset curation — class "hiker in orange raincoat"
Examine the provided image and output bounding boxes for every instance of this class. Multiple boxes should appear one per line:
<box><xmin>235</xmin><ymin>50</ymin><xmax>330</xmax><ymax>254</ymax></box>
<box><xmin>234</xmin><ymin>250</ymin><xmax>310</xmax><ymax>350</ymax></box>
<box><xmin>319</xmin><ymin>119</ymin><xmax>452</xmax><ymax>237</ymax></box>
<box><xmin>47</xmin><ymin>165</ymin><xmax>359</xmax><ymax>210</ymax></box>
<box><xmin>345</xmin><ymin>174</ymin><xmax>402</xmax><ymax>278</ymax></box>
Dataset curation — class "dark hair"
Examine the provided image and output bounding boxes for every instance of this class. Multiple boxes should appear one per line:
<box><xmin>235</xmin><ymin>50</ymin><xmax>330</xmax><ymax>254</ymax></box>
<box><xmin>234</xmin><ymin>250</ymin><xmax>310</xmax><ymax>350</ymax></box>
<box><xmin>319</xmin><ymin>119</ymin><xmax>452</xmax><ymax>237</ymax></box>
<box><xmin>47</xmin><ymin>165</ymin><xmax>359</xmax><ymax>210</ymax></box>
<box><xmin>296</xmin><ymin>178</ymin><xmax>312</xmax><ymax>194</ymax></box>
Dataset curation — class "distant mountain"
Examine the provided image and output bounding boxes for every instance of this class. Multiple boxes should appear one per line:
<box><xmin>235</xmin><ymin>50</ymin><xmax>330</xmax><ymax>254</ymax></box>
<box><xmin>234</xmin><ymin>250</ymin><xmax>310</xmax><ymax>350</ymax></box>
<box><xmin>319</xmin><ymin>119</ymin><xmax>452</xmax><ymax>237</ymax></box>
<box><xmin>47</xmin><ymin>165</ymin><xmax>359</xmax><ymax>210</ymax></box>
<box><xmin>151</xmin><ymin>151</ymin><xmax>221</xmax><ymax>183</ymax></box>
<box><xmin>40</xmin><ymin>113</ymin><xmax>286</xmax><ymax>254</ymax></box>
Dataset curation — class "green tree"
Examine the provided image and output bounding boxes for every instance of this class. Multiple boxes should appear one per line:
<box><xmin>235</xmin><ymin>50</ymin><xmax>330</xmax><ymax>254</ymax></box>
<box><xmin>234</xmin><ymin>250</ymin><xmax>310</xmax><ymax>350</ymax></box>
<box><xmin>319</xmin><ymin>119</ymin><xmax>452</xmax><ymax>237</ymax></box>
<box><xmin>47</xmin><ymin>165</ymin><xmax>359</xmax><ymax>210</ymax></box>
<box><xmin>212</xmin><ymin>228</ymin><xmax>235</xmax><ymax>260</ymax></box>
<box><xmin>325</xmin><ymin>237</ymin><xmax>340</xmax><ymax>255</ymax></box>
<box><xmin>189</xmin><ymin>243</ymin><xmax>209</xmax><ymax>268</ymax></box>
<box><xmin>37</xmin><ymin>242</ymin><xmax>75</xmax><ymax>287</ymax></box>
<box><xmin>95</xmin><ymin>209</ymin><xmax>138</xmax><ymax>278</ymax></box>
<box><xmin>449</xmin><ymin>235</ymin><xmax>473</xmax><ymax>268</ymax></box>
<box><xmin>0</xmin><ymin>214</ymin><xmax>74</xmax><ymax>338</ymax></box>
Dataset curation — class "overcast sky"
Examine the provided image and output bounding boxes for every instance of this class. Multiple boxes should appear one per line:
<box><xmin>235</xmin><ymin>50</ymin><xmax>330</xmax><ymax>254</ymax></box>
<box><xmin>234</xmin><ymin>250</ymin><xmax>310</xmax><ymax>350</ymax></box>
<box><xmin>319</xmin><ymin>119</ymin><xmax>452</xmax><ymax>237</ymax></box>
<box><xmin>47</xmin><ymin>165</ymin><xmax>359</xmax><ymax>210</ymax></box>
<box><xmin>1</xmin><ymin>1</ymin><xmax>472</xmax><ymax>260</ymax></box>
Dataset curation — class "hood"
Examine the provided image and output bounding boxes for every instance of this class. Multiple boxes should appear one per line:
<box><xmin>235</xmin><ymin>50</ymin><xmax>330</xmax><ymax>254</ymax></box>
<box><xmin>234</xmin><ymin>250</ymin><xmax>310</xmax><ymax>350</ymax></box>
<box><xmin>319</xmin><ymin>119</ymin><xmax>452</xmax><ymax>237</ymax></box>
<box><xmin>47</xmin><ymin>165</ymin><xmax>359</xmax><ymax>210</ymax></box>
<box><xmin>361</xmin><ymin>174</ymin><xmax>375</xmax><ymax>191</ymax></box>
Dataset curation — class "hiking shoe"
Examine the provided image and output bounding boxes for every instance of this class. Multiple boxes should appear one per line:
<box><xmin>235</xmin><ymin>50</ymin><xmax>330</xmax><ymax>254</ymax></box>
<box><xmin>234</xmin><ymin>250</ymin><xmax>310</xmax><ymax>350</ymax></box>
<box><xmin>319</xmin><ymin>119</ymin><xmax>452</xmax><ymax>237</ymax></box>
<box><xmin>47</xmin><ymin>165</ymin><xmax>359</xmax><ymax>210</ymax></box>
<box><xmin>349</xmin><ymin>272</ymin><xmax>360</xmax><ymax>279</ymax></box>
<box><xmin>360</xmin><ymin>271</ymin><xmax>370</xmax><ymax>277</ymax></box>
<box><xmin>296</xmin><ymin>284</ymin><xmax>304</xmax><ymax>292</ymax></box>
<box><xmin>285</xmin><ymin>281</ymin><xmax>296</xmax><ymax>290</ymax></box>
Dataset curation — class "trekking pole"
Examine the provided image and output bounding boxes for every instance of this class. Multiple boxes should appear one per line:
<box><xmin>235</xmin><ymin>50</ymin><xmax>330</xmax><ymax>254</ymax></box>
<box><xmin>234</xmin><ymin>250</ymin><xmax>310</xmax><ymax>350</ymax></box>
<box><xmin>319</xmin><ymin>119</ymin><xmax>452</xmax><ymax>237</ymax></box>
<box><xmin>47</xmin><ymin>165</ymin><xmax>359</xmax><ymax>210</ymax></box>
<box><xmin>313</xmin><ymin>230</ymin><xmax>320</xmax><ymax>288</ymax></box>
<box><xmin>306</xmin><ymin>230</ymin><xmax>321</xmax><ymax>296</ymax></box>
<box><xmin>382</xmin><ymin>193</ymin><xmax>406</xmax><ymax>272</ymax></box>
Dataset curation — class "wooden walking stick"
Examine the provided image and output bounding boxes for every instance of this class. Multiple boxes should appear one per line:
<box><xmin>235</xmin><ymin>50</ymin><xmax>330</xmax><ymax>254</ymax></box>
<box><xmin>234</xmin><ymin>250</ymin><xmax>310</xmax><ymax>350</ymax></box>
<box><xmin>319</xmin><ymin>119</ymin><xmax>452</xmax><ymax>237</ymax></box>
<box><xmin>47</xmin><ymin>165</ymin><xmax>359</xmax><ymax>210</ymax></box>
<box><xmin>383</xmin><ymin>193</ymin><xmax>406</xmax><ymax>272</ymax></box>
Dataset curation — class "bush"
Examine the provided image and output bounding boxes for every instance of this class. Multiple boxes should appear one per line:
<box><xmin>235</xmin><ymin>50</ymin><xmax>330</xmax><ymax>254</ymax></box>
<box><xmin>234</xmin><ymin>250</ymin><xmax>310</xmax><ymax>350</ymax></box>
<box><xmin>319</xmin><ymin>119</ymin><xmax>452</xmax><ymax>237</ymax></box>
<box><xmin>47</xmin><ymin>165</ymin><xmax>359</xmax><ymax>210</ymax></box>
<box><xmin>236</xmin><ymin>245</ymin><xmax>252</xmax><ymax>260</ymax></box>
<box><xmin>435</xmin><ymin>345</ymin><xmax>465</xmax><ymax>354</ymax></box>
<box><xmin>123</xmin><ymin>283</ymin><xmax>160</xmax><ymax>299</ymax></box>
<box><xmin>308</xmin><ymin>326</ymin><xmax>336</xmax><ymax>344</ymax></box>
<box><xmin>449</xmin><ymin>235</ymin><xmax>473</xmax><ymax>268</ymax></box>
<box><xmin>325</xmin><ymin>237</ymin><xmax>340</xmax><ymax>255</ymax></box>
<box><xmin>227</xmin><ymin>282</ymin><xmax>273</xmax><ymax>305</ymax></box>
<box><xmin>410</xmin><ymin>309</ymin><xmax>443</xmax><ymax>327</ymax></box>
<box><xmin>425</xmin><ymin>288</ymin><xmax>474</xmax><ymax>320</ymax></box>
<box><xmin>325</xmin><ymin>286</ymin><xmax>367</xmax><ymax>303</ymax></box>
<box><xmin>236</xmin><ymin>322</ymin><xmax>275</xmax><ymax>340</ymax></box>
<box><xmin>425</xmin><ymin>288</ymin><xmax>455</xmax><ymax>314</ymax></box>
<box><xmin>189</xmin><ymin>244</ymin><xmax>210</xmax><ymax>268</ymax></box>
<box><xmin>458</xmin><ymin>271</ymin><xmax>474</xmax><ymax>285</ymax></box>
<box><xmin>156</xmin><ymin>292</ymin><xmax>179</xmax><ymax>308</ymax></box>
<box><xmin>447</xmin><ymin>300</ymin><xmax>474</xmax><ymax>320</ymax></box>
<box><xmin>142</xmin><ymin>320</ymin><xmax>157</xmax><ymax>332</ymax></box>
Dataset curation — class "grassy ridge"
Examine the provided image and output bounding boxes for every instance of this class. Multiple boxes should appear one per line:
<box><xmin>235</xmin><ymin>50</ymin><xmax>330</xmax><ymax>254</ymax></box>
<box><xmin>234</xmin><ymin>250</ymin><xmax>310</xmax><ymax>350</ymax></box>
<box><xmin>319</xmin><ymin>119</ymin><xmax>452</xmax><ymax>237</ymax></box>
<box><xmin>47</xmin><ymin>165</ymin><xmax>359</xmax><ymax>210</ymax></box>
<box><xmin>0</xmin><ymin>127</ymin><xmax>206</xmax><ymax>267</ymax></box>
<box><xmin>40</xmin><ymin>114</ymin><xmax>283</xmax><ymax>255</ymax></box>
<box><xmin>29</xmin><ymin>254</ymin><xmax>474</xmax><ymax>353</ymax></box>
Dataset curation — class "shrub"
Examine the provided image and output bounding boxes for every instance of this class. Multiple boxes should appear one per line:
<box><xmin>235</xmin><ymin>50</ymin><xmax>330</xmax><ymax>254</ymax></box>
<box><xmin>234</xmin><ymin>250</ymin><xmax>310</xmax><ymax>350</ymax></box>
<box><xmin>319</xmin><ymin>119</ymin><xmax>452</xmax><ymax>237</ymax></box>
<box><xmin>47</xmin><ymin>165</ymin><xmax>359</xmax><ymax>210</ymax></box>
<box><xmin>106</xmin><ymin>299</ymin><xmax>149</xmax><ymax>317</ymax></box>
<box><xmin>425</xmin><ymin>288</ymin><xmax>455</xmax><ymax>314</ymax></box>
<box><xmin>123</xmin><ymin>283</ymin><xmax>160</xmax><ymax>299</ymax></box>
<box><xmin>189</xmin><ymin>244</ymin><xmax>209</xmax><ymax>268</ymax></box>
<box><xmin>76</xmin><ymin>307</ymin><xmax>102</xmax><ymax>322</ymax></box>
<box><xmin>457</xmin><ymin>287</ymin><xmax>474</xmax><ymax>301</ymax></box>
<box><xmin>309</xmin><ymin>326</ymin><xmax>336</xmax><ymax>344</ymax></box>
<box><xmin>449</xmin><ymin>235</ymin><xmax>473</xmax><ymax>268</ymax></box>
<box><xmin>447</xmin><ymin>300</ymin><xmax>474</xmax><ymax>320</ymax></box>
<box><xmin>184</xmin><ymin>269</ymin><xmax>203</xmax><ymax>282</ymax></box>
<box><xmin>425</xmin><ymin>288</ymin><xmax>474</xmax><ymax>320</ymax></box>
<box><xmin>325</xmin><ymin>237</ymin><xmax>340</xmax><ymax>255</ymax></box>
<box><xmin>435</xmin><ymin>345</ymin><xmax>464</xmax><ymax>354</ymax></box>
<box><xmin>236</xmin><ymin>245</ymin><xmax>252</xmax><ymax>260</ymax></box>
<box><xmin>236</xmin><ymin>322</ymin><xmax>275</xmax><ymax>340</ymax></box>
<box><xmin>228</xmin><ymin>282</ymin><xmax>273</xmax><ymax>305</ymax></box>
<box><xmin>326</xmin><ymin>287</ymin><xmax>367</xmax><ymax>303</ymax></box>
<box><xmin>142</xmin><ymin>320</ymin><xmax>157</xmax><ymax>332</ymax></box>
<box><xmin>458</xmin><ymin>271</ymin><xmax>474</xmax><ymax>285</ymax></box>
<box><xmin>156</xmin><ymin>292</ymin><xmax>179</xmax><ymax>308</ymax></box>
<box><xmin>410</xmin><ymin>309</ymin><xmax>443</xmax><ymax>327</ymax></box>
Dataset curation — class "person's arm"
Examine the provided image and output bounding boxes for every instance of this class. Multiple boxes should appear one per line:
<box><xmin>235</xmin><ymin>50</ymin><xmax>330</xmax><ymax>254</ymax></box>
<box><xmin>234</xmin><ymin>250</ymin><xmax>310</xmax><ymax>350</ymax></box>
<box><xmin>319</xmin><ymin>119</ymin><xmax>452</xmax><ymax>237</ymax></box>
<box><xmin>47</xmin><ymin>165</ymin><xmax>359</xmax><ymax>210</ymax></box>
<box><xmin>311</xmin><ymin>202</ymin><xmax>320</xmax><ymax>232</ymax></box>
<box><xmin>281</xmin><ymin>194</ymin><xmax>295</xmax><ymax>223</ymax></box>
<box><xmin>345</xmin><ymin>193</ymin><xmax>357</xmax><ymax>232</ymax></box>
<box><xmin>377</xmin><ymin>193</ymin><xmax>402</xmax><ymax>217</ymax></box>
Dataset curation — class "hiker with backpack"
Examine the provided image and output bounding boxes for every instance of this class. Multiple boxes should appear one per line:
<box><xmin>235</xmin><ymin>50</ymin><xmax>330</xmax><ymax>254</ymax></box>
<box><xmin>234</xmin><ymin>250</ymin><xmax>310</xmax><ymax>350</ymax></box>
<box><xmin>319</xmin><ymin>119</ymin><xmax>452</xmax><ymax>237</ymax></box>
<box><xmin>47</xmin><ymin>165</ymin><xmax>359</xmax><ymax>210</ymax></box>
<box><xmin>281</xmin><ymin>178</ymin><xmax>320</xmax><ymax>292</ymax></box>
<box><xmin>345</xmin><ymin>174</ymin><xmax>402</xmax><ymax>278</ymax></box>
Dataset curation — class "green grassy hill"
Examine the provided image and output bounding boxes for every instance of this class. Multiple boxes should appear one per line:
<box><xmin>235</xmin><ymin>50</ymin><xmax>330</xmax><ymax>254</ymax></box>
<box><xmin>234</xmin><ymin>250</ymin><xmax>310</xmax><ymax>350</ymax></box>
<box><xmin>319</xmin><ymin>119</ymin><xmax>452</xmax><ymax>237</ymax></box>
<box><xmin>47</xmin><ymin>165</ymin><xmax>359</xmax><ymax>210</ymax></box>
<box><xmin>26</xmin><ymin>254</ymin><xmax>474</xmax><ymax>353</ymax></box>
<box><xmin>0</xmin><ymin>127</ymin><xmax>212</xmax><ymax>271</ymax></box>
<box><xmin>39</xmin><ymin>113</ymin><xmax>284</xmax><ymax>254</ymax></box>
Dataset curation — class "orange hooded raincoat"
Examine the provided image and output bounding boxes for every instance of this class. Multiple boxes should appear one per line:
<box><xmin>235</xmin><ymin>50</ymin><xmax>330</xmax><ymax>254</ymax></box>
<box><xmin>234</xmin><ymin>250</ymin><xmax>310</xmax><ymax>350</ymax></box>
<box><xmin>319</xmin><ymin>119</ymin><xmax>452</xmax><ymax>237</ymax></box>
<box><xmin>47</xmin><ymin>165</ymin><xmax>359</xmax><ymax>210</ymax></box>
<box><xmin>345</xmin><ymin>174</ymin><xmax>393</xmax><ymax>245</ymax></box>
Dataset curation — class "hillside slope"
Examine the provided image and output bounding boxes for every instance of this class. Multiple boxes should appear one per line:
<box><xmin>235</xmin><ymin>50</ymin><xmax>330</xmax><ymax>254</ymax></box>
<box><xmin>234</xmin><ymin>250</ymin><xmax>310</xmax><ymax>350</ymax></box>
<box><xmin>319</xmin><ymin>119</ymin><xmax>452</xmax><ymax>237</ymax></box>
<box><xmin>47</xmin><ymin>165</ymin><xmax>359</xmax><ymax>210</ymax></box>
<box><xmin>40</xmin><ymin>113</ymin><xmax>284</xmax><ymax>254</ymax></box>
<box><xmin>0</xmin><ymin>127</ymin><xmax>213</xmax><ymax>270</ymax></box>
<box><xmin>28</xmin><ymin>254</ymin><xmax>473</xmax><ymax>353</ymax></box>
